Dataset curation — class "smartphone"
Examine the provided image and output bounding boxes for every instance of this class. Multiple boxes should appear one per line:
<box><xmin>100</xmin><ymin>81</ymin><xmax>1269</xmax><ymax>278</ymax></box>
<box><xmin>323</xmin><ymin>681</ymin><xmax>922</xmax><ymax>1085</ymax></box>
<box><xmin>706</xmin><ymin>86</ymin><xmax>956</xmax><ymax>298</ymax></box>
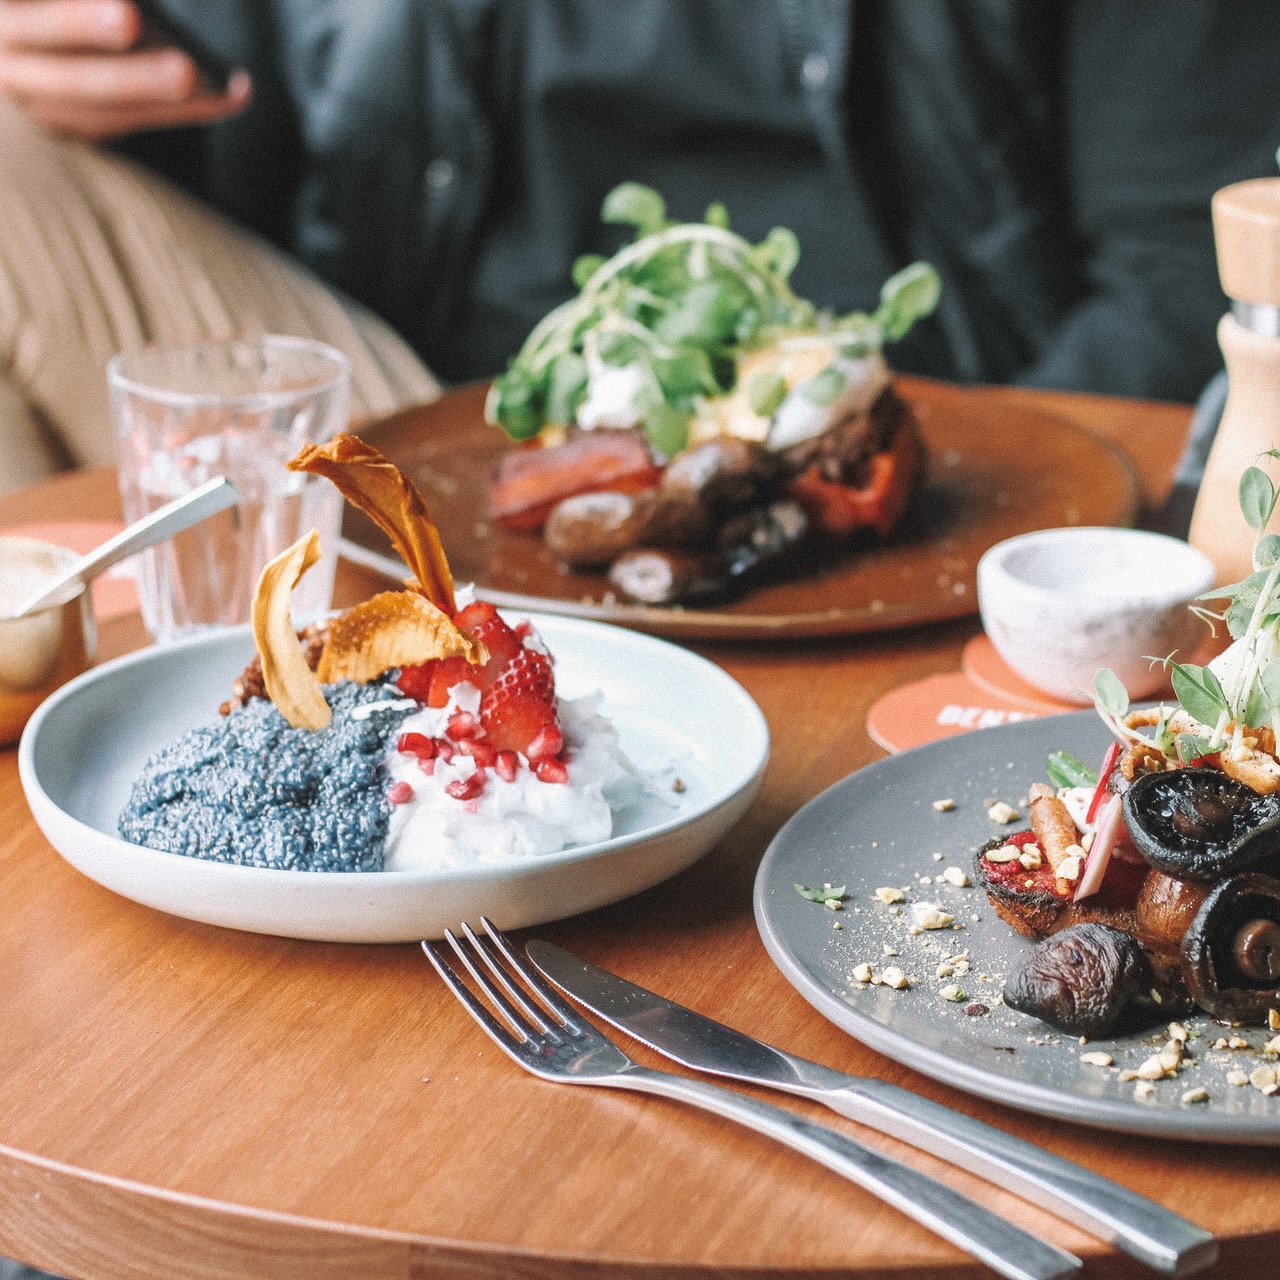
<box><xmin>131</xmin><ymin>0</ymin><xmax>236</xmax><ymax>93</ymax></box>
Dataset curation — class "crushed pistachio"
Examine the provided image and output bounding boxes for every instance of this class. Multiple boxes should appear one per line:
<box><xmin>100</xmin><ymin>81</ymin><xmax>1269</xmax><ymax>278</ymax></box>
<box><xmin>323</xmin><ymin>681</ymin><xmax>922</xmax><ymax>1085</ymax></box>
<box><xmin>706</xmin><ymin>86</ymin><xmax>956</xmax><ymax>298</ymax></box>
<box><xmin>987</xmin><ymin>800</ymin><xmax>1021</xmax><ymax>824</ymax></box>
<box><xmin>909</xmin><ymin>902</ymin><xmax>955</xmax><ymax>931</ymax></box>
<box><xmin>984</xmin><ymin>844</ymin><xmax>1021</xmax><ymax>865</ymax></box>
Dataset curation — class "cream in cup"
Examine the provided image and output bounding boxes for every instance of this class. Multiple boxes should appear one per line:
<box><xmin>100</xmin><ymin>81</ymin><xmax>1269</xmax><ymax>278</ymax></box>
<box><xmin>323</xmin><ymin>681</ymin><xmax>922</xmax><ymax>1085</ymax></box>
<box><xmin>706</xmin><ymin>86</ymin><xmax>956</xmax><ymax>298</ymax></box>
<box><xmin>0</xmin><ymin>537</ymin><xmax>96</xmax><ymax>745</ymax></box>
<box><xmin>109</xmin><ymin>336</ymin><xmax>350</xmax><ymax>644</ymax></box>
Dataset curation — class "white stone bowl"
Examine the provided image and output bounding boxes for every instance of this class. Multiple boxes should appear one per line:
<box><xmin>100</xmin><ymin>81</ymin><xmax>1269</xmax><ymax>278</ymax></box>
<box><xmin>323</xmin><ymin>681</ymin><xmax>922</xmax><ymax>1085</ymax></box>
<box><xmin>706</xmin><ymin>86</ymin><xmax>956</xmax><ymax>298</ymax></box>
<box><xmin>977</xmin><ymin>527</ymin><xmax>1215</xmax><ymax>704</ymax></box>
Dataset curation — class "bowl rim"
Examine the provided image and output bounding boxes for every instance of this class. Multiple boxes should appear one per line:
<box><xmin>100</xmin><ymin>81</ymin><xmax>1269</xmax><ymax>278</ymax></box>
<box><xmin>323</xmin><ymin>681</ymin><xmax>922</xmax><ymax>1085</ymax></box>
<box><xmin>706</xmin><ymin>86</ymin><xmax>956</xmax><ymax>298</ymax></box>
<box><xmin>977</xmin><ymin>525</ymin><xmax>1216</xmax><ymax>610</ymax></box>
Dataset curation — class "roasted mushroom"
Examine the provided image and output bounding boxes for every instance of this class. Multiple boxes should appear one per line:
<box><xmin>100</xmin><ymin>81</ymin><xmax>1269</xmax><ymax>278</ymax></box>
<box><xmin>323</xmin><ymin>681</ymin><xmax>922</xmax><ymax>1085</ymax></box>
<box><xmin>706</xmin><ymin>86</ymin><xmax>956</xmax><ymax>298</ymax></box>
<box><xmin>1122</xmin><ymin>767</ymin><xmax>1280</xmax><ymax>882</ymax></box>
<box><xmin>1181</xmin><ymin>871</ymin><xmax>1280</xmax><ymax>1020</ymax></box>
<box><xmin>1133</xmin><ymin>870</ymin><xmax>1210</xmax><ymax>957</ymax></box>
<box><xmin>1003</xmin><ymin>922</ymin><xmax>1163</xmax><ymax>1037</ymax></box>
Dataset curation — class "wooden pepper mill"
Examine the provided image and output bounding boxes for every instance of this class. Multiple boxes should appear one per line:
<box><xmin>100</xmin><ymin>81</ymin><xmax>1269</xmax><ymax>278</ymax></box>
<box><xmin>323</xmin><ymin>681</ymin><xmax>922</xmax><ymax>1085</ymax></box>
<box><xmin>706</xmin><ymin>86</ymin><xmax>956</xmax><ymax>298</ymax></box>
<box><xmin>1189</xmin><ymin>177</ymin><xmax>1280</xmax><ymax>584</ymax></box>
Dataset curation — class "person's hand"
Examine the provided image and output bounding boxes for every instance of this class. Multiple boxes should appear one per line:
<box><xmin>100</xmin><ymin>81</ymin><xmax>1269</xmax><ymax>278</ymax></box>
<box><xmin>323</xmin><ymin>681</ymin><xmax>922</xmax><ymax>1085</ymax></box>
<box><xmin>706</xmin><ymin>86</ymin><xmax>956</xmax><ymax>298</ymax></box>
<box><xmin>0</xmin><ymin>0</ymin><xmax>249</xmax><ymax>140</ymax></box>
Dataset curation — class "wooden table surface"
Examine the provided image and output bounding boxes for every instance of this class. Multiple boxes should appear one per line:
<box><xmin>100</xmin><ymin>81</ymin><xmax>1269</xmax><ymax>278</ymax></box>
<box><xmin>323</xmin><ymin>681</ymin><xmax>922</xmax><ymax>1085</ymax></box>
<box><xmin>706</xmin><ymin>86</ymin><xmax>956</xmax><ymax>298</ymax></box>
<box><xmin>2</xmin><ymin>384</ymin><xmax>1268</xmax><ymax>1280</ymax></box>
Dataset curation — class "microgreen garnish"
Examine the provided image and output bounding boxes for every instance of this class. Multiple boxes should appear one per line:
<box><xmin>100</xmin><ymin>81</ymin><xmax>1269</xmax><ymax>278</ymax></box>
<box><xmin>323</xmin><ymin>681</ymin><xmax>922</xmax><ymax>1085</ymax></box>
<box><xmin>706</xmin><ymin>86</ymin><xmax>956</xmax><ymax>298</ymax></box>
<box><xmin>1092</xmin><ymin>453</ymin><xmax>1280</xmax><ymax>763</ymax></box>
<box><xmin>1044</xmin><ymin>751</ymin><xmax>1098</xmax><ymax>790</ymax></box>
<box><xmin>484</xmin><ymin>182</ymin><xmax>940</xmax><ymax>453</ymax></box>
<box><xmin>795</xmin><ymin>882</ymin><xmax>848</xmax><ymax>904</ymax></box>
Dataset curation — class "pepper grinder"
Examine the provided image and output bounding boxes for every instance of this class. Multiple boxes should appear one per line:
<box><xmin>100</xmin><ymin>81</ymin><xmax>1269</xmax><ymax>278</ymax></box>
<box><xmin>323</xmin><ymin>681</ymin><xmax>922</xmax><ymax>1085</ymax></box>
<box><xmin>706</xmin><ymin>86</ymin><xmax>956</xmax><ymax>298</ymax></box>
<box><xmin>1189</xmin><ymin>177</ymin><xmax>1280</xmax><ymax>584</ymax></box>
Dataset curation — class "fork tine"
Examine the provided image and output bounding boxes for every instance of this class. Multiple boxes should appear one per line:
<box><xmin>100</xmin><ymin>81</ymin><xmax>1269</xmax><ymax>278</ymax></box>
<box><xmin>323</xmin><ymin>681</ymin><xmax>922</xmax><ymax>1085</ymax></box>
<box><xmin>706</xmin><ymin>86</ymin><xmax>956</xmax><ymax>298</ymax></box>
<box><xmin>421</xmin><ymin>936</ymin><xmax>524</xmax><ymax>1046</ymax></box>
<box><xmin>462</xmin><ymin>920</ymin><xmax>560</xmax><ymax>1036</ymax></box>
<box><xmin>437</xmin><ymin>926</ymin><xmax>549</xmax><ymax>1042</ymax></box>
<box><xmin>477</xmin><ymin>917</ymin><xmax>590</xmax><ymax>1032</ymax></box>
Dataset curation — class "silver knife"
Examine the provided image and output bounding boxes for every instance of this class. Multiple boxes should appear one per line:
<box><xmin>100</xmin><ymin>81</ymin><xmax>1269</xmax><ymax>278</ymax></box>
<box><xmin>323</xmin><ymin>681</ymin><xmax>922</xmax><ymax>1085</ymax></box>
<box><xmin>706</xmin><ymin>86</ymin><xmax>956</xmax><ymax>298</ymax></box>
<box><xmin>526</xmin><ymin>940</ymin><xmax>1217</xmax><ymax>1279</ymax></box>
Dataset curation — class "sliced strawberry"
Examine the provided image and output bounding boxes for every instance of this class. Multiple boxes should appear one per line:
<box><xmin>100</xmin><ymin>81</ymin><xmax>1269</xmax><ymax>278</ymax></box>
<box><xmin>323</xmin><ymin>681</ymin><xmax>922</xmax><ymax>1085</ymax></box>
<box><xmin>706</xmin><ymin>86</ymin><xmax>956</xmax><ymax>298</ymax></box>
<box><xmin>481</xmin><ymin>690</ymin><xmax>559</xmax><ymax>757</ymax></box>
<box><xmin>426</xmin><ymin>655</ymin><xmax>476</xmax><ymax>707</ymax></box>
<box><xmin>395</xmin><ymin>662</ymin><xmax>435</xmax><ymax>702</ymax></box>
<box><xmin>454</xmin><ymin>601</ymin><xmax>523</xmax><ymax>681</ymax></box>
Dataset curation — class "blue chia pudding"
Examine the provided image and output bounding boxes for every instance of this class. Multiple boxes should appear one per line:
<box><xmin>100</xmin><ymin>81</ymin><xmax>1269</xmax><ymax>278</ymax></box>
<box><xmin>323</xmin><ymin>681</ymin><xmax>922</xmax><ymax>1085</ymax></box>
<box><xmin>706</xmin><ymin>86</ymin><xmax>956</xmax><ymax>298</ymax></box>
<box><xmin>118</xmin><ymin>680</ymin><xmax>412</xmax><ymax>871</ymax></box>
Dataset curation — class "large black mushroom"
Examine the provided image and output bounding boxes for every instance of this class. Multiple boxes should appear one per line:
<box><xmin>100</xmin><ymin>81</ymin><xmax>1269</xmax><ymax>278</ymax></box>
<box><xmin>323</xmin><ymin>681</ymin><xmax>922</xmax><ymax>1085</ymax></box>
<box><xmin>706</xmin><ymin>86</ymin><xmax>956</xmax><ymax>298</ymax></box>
<box><xmin>1181</xmin><ymin>872</ymin><xmax>1280</xmax><ymax>1021</ymax></box>
<box><xmin>1122</xmin><ymin>768</ymin><xmax>1280</xmax><ymax>882</ymax></box>
<box><xmin>1003</xmin><ymin>923</ymin><xmax>1167</xmax><ymax>1037</ymax></box>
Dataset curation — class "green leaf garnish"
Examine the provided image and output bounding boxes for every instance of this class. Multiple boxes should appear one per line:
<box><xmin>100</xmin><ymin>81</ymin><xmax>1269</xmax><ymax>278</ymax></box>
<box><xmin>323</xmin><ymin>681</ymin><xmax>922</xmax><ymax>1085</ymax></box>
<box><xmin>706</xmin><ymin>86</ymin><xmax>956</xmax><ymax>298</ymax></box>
<box><xmin>643</xmin><ymin>402</ymin><xmax>692</xmax><ymax>458</ymax></box>
<box><xmin>747</xmin><ymin>369</ymin><xmax>788</xmax><ymax>418</ymax></box>
<box><xmin>601</xmin><ymin>182</ymin><xmax>667</xmax><ymax>237</ymax></box>
<box><xmin>1045</xmin><ymin>751</ymin><xmax>1099</xmax><ymax>790</ymax></box>
<box><xmin>704</xmin><ymin>201</ymin><xmax>730</xmax><ymax>230</ymax></box>
<box><xmin>571</xmin><ymin>253</ymin><xmax>607</xmax><ymax>289</ymax></box>
<box><xmin>1175</xmin><ymin>733</ymin><xmax>1217</xmax><ymax>764</ymax></box>
<box><xmin>1169</xmin><ymin>661</ymin><xmax>1229</xmax><ymax>727</ymax></box>
<box><xmin>874</xmin><ymin>262</ymin><xmax>942</xmax><ymax>342</ymax></box>
<box><xmin>484</xmin><ymin>182</ymin><xmax>941</xmax><ymax>444</ymax></box>
<box><xmin>1241</xmin><ymin>465</ymin><xmax>1278</xmax><ymax>534</ymax></box>
<box><xmin>800</xmin><ymin>365</ymin><xmax>848</xmax><ymax>407</ymax></box>
<box><xmin>795</xmin><ymin>882</ymin><xmax>848</xmax><ymax>903</ymax></box>
<box><xmin>1092</xmin><ymin>668</ymin><xmax>1130</xmax><ymax>720</ymax></box>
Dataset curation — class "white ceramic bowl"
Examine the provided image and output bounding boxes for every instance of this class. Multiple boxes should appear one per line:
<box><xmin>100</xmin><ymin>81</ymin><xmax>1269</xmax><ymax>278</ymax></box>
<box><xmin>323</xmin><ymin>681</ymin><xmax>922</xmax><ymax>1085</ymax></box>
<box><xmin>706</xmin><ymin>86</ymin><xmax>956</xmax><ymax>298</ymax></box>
<box><xmin>977</xmin><ymin>527</ymin><xmax>1215</xmax><ymax>704</ymax></box>
<box><xmin>18</xmin><ymin>616</ymin><xmax>768</xmax><ymax>942</ymax></box>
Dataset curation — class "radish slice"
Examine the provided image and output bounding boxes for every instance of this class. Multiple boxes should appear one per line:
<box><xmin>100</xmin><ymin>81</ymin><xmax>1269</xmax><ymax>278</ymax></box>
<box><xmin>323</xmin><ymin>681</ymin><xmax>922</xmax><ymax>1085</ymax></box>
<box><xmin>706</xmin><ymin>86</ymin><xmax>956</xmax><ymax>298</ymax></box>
<box><xmin>1074</xmin><ymin>792</ymin><xmax>1125</xmax><ymax>901</ymax></box>
<box><xmin>1085</xmin><ymin>742</ymin><xmax>1122</xmax><ymax>825</ymax></box>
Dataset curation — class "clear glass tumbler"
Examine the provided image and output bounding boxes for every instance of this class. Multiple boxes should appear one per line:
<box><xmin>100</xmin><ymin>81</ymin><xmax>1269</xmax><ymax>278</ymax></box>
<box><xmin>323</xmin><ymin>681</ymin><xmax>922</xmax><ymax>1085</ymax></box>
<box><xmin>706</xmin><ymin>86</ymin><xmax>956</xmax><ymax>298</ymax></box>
<box><xmin>109</xmin><ymin>336</ymin><xmax>350</xmax><ymax>643</ymax></box>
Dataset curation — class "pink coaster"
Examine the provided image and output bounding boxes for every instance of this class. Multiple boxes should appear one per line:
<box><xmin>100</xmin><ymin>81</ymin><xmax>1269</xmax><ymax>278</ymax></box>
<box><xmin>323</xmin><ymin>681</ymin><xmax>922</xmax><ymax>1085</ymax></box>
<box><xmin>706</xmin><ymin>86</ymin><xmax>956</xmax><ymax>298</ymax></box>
<box><xmin>1</xmin><ymin>520</ymin><xmax>139</xmax><ymax>620</ymax></box>
<box><xmin>960</xmin><ymin>634</ymin><xmax>1094</xmax><ymax>711</ymax></box>
<box><xmin>961</xmin><ymin>632</ymin><xmax>1182</xmax><ymax>708</ymax></box>
<box><xmin>865</xmin><ymin>670</ymin><xmax>1048</xmax><ymax>754</ymax></box>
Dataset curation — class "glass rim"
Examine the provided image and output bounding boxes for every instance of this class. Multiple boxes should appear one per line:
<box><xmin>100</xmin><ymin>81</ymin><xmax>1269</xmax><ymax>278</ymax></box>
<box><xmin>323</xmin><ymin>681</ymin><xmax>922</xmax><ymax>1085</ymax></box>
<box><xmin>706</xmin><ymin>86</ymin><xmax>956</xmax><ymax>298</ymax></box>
<box><xmin>107</xmin><ymin>335</ymin><xmax>351</xmax><ymax>409</ymax></box>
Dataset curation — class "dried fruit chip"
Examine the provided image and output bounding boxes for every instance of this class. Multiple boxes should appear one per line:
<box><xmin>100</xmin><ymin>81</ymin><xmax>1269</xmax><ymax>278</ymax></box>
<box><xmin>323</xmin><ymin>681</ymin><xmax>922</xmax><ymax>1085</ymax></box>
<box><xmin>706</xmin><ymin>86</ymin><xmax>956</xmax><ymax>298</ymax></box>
<box><xmin>288</xmin><ymin>434</ymin><xmax>455</xmax><ymax>612</ymax></box>
<box><xmin>252</xmin><ymin>531</ymin><xmax>331</xmax><ymax>731</ymax></box>
<box><xmin>317</xmin><ymin>590</ymin><xmax>484</xmax><ymax>684</ymax></box>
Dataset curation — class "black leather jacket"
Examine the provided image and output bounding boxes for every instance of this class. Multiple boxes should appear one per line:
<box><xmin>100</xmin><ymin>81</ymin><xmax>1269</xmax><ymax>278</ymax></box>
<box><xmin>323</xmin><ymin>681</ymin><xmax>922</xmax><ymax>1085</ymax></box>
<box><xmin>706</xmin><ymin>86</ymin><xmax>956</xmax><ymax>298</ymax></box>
<box><xmin>134</xmin><ymin>0</ymin><xmax>1280</xmax><ymax>399</ymax></box>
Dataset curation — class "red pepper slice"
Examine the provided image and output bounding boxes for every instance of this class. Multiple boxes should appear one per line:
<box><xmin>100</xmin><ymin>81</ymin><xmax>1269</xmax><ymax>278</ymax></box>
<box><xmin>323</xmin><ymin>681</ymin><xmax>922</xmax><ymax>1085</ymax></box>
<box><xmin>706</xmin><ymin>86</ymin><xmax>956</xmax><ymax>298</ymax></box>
<box><xmin>785</xmin><ymin>411</ymin><xmax>923</xmax><ymax>538</ymax></box>
<box><xmin>1085</xmin><ymin>741</ymin><xmax>1122</xmax><ymax>825</ymax></box>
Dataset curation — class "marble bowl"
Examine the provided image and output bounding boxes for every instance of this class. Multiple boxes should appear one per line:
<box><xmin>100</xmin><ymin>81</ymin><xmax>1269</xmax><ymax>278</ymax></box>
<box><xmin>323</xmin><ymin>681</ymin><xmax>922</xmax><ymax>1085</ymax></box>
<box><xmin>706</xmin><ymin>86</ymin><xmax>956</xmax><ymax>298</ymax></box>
<box><xmin>977</xmin><ymin>527</ymin><xmax>1215</xmax><ymax>704</ymax></box>
<box><xmin>0</xmin><ymin>536</ymin><xmax>96</xmax><ymax>745</ymax></box>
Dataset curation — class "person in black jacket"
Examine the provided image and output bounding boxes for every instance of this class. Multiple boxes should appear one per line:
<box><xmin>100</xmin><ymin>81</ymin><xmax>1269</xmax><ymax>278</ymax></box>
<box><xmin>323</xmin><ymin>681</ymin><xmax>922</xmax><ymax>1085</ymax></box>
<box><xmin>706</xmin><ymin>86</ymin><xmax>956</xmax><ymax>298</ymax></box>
<box><xmin>0</xmin><ymin>0</ymin><xmax>1278</xmax><ymax>489</ymax></box>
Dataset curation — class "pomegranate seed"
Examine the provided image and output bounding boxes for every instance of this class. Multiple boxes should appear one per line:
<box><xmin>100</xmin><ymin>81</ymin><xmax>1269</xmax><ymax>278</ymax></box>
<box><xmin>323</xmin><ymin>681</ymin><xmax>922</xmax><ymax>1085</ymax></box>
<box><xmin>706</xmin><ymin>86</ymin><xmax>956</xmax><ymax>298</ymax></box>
<box><xmin>464</xmin><ymin>798</ymin><xmax>480</xmax><ymax>814</ymax></box>
<box><xmin>387</xmin><ymin>780</ymin><xmax>415</xmax><ymax>805</ymax></box>
<box><xmin>494</xmin><ymin>749</ymin><xmax>519</xmax><ymax>783</ymax></box>
<box><xmin>514</xmin><ymin>620</ymin><xmax>534</xmax><ymax>640</ymax></box>
<box><xmin>433</xmin><ymin>737</ymin><xmax>455</xmax><ymax>762</ymax></box>
<box><xmin>526</xmin><ymin>723</ymin><xmax>564</xmax><ymax>762</ymax></box>
<box><xmin>461</xmin><ymin>739</ymin><xmax>497</xmax><ymax>767</ymax></box>
<box><xmin>446</xmin><ymin>769</ymin><xmax>487</xmax><ymax>801</ymax></box>
<box><xmin>535</xmin><ymin>757</ymin><xmax>569</xmax><ymax>784</ymax></box>
<box><xmin>397</xmin><ymin>731</ymin><xmax>435</xmax><ymax>758</ymax></box>
<box><xmin>446</xmin><ymin>710</ymin><xmax>482</xmax><ymax>741</ymax></box>
<box><xmin>418</xmin><ymin>757</ymin><xmax>436</xmax><ymax>776</ymax></box>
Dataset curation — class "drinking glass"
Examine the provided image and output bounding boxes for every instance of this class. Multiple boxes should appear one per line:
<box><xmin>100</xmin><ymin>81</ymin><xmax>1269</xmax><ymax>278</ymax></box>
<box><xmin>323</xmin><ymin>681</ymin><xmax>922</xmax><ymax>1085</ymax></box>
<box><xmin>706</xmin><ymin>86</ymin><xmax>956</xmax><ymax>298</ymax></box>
<box><xmin>109</xmin><ymin>336</ymin><xmax>350</xmax><ymax>643</ymax></box>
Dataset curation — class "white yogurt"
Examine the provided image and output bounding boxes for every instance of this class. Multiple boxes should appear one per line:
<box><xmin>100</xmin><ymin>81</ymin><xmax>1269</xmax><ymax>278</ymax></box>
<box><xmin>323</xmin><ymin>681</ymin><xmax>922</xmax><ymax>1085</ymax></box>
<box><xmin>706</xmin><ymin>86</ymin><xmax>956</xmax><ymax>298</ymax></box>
<box><xmin>380</xmin><ymin>684</ymin><xmax>647</xmax><ymax>871</ymax></box>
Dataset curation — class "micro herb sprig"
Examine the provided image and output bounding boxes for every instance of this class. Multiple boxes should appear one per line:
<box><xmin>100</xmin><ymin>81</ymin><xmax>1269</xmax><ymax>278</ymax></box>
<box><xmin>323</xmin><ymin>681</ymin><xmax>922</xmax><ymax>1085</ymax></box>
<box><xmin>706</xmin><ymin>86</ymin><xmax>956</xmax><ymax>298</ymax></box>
<box><xmin>484</xmin><ymin>182</ymin><xmax>940</xmax><ymax>454</ymax></box>
<box><xmin>1092</xmin><ymin>453</ymin><xmax>1280</xmax><ymax>763</ymax></box>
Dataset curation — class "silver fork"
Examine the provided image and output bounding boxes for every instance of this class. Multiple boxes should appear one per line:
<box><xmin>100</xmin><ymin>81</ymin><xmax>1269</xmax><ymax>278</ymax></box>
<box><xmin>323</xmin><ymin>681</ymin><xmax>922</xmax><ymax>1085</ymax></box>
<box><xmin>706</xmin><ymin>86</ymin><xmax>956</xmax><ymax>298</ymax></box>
<box><xmin>424</xmin><ymin>920</ymin><xmax>1081</xmax><ymax>1280</ymax></box>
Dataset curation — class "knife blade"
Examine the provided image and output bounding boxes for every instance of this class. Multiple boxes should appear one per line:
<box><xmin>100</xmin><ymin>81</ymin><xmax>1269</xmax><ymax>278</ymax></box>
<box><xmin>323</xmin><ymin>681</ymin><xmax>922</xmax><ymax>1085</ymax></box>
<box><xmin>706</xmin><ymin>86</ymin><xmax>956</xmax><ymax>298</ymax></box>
<box><xmin>526</xmin><ymin>939</ymin><xmax>1216</xmax><ymax>1278</ymax></box>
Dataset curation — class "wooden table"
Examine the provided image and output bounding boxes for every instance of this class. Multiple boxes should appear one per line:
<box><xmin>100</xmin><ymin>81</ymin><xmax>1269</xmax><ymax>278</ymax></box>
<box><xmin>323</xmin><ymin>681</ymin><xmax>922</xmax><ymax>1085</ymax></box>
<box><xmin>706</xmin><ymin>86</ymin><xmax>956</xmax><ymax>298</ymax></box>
<box><xmin>2</xmin><ymin>385</ymin><xmax>1268</xmax><ymax>1280</ymax></box>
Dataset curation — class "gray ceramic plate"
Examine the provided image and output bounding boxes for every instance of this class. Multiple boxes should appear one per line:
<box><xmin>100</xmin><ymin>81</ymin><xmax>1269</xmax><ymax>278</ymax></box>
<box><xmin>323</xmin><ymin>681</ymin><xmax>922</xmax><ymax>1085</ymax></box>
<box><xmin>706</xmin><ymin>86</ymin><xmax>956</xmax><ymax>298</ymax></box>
<box><xmin>754</xmin><ymin>711</ymin><xmax>1280</xmax><ymax>1144</ymax></box>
